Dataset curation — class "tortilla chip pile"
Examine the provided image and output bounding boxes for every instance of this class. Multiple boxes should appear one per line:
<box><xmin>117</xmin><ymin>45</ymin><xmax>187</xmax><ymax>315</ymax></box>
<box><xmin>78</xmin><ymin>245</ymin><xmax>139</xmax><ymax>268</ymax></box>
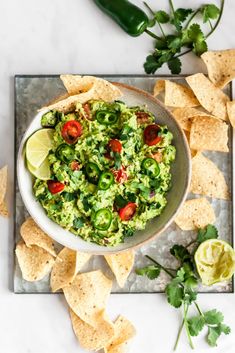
<box><xmin>16</xmin><ymin>216</ymin><xmax>136</xmax><ymax>352</ymax></box>
<box><xmin>0</xmin><ymin>165</ymin><xmax>9</xmax><ymax>217</ymax></box>
<box><xmin>153</xmin><ymin>49</ymin><xmax>235</xmax><ymax>231</ymax></box>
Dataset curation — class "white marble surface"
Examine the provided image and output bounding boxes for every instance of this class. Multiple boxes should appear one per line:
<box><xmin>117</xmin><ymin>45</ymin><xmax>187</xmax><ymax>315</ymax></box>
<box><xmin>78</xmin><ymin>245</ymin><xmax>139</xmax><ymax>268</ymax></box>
<box><xmin>0</xmin><ymin>0</ymin><xmax>235</xmax><ymax>352</ymax></box>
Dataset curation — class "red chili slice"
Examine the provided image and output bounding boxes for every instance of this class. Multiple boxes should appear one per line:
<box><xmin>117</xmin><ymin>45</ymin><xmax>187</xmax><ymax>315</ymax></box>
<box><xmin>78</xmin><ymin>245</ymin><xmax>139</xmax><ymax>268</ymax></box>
<box><xmin>47</xmin><ymin>180</ymin><xmax>65</xmax><ymax>194</ymax></box>
<box><xmin>70</xmin><ymin>161</ymin><xmax>80</xmax><ymax>171</ymax></box>
<box><xmin>112</xmin><ymin>166</ymin><xmax>127</xmax><ymax>184</ymax></box>
<box><xmin>119</xmin><ymin>202</ymin><xmax>137</xmax><ymax>221</ymax></box>
<box><xmin>61</xmin><ymin>120</ymin><xmax>82</xmax><ymax>144</ymax></box>
<box><xmin>82</xmin><ymin>103</ymin><xmax>91</xmax><ymax>120</ymax></box>
<box><xmin>144</xmin><ymin>124</ymin><xmax>162</xmax><ymax>146</ymax></box>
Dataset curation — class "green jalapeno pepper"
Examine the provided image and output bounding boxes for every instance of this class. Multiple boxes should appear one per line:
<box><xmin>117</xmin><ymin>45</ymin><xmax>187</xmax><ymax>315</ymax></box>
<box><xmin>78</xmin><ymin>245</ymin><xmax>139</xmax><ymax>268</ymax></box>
<box><xmin>96</xmin><ymin>110</ymin><xmax>118</xmax><ymax>125</ymax></box>
<box><xmin>93</xmin><ymin>208</ymin><xmax>112</xmax><ymax>230</ymax></box>
<box><xmin>98</xmin><ymin>171</ymin><xmax>114</xmax><ymax>190</ymax></box>
<box><xmin>55</xmin><ymin>143</ymin><xmax>75</xmax><ymax>163</ymax></box>
<box><xmin>94</xmin><ymin>0</ymin><xmax>149</xmax><ymax>37</ymax></box>
<box><xmin>141</xmin><ymin>157</ymin><xmax>160</xmax><ymax>177</ymax></box>
<box><xmin>85</xmin><ymin>162</ymin><xmax>101</xmax><ymax>184</ymax></box>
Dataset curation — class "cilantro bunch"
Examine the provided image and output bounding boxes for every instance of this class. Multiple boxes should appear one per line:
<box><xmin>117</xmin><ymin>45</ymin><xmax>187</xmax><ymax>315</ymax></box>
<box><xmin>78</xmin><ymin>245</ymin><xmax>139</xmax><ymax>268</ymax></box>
<box><xmin>143</xmin><ymin>0</ymin><xmax>224</xmax><ymax>74</ymax></box>
<box><xmin>136</xmin><ymin>225</ymin><xmax>231</xmax><ymax>349</ymax></box>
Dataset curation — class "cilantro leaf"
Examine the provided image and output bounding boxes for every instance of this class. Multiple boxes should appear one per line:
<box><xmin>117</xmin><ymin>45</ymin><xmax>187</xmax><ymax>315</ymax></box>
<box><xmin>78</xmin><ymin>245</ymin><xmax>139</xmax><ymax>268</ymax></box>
<box><xmin>156</xmin><ymin>50</ymin><xmax>174</xmax><ymax>65</ymax></box>
<box><xmin>155</xmin><ymin>38</ymin><xmax>168</xmax><ymax>50</ymax></box>
<box><xmin>187</xmin><ymin>23</ymin><xmax>208</xmax><ymax>56</ymax></box>
<box><xmin>73</xmin><ymin>217</ymin><xmax>85</xmax><ymax>229</ymax></box>
<box><xmin>155</xmin><ymin>10</ymin><xmax>170</xmax><ymax>24</ymax></box>
<box><xmin>165</xmin><ymin>279</ymin><xmax>184</xmax><ymax>308</ymax></box>
<box><xmin>176</xmin><ymin>267</ymin><xmax>185</xmax><ymax>282</ymax></box>
<box><xmin>171</xmin><ymin>8</ymin><xmax>193</xmax><ymax>31</ymax></box>
<box><xmin>193</xmin><ymin>40</ymin><xmax>208</xmax><ymax>56</ymax></box>
<box><xmin>144</xmin><ymin>55</ymin><xmax>163</xmax><ymax>74</ymax></box>
<box><xmin>201</xmin><ymin>4</ymin><xmax>220</xmax><ymax>23</ymax></box>
<box><xmin>207</xmin><ymin>321</ymin><xmax>231</xmax><ymax>347</ymax></box>
<box><xmin>219</xmin><ymin>323</ymin><xmax>231</xmax><ymax>335</ymax></box>
<box><xmin>197</xmin><ymin>224</ymin><xmax>218</xmax><ymax>243</ymax></box>
<box><xmin>115</xmin><ymin>195</ymin><xmax>128</xmax><ymax>208</ymax></box>
<box><xmin>168</xmin><ymin>57</ymin><xmax>181</xmax><ymax>74</ymax></box>
<box><xmin>136</xmin><ymin>265</ymin><xmax>161</xmax><ymax>280</ymax></box>
<box><xmin>167</xmin><ymin>35</ymin><xmax>182</xmax><ymax>50</ymax></box>
<box><xmin>187</xmin><ymin>23</ymin><xmax>204</xmax><ymax>42</ymax></box>
<box><xmin>184</xmin><ymin>287</ymin><xmax>197</xmax><ymax>304</ymax></box>
<box><xmin>204</xmin><ymin>309</ymin><xmax>224</xmax><ymax>325</ymax></box>
<box><xmin>170</xmin><ymin>244</ymin><xmax>191</xmax><ymax>263</ymax></box>
<box><xmin>207</xmin><ymin>326</ymin><xmax>221</xmax><ymax>346</ymax></box>
<box><xmin>188</xmin><ymin>315</ymin><xmax>205</xmax><ymax>336</ymax></box>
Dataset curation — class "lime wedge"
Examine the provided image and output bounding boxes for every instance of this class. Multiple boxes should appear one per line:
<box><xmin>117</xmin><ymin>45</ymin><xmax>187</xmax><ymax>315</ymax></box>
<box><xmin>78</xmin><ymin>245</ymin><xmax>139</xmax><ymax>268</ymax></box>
<box><xmin>195</xmin><ymin>239</ymin><xmax>235</xmax><ymax>286</ymax></box>
<box><xmin>27</xmin><ymin>157</ymin><xmax>51</xmax><ymax>180</ymax></box>
<box><xmin>26</xmin><ymin>129</ymin><xmax>54</xmax><ymax>168</ymax></box>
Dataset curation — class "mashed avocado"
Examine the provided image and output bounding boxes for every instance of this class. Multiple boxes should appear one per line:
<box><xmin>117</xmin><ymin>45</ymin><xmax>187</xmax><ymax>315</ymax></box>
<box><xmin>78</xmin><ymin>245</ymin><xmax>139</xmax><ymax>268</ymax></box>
<box><xmin>33</xmin><ymin>100</ymin><xmax>176</xmax><ymax>246</ymax></box>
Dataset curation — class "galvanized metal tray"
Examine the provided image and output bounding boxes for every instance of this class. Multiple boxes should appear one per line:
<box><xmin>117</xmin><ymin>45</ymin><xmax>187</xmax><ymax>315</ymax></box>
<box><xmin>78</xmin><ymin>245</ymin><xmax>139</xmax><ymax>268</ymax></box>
<box><xmin>14</xmin><ymin>74</ymin><xmax>234</xmax><ymax>294</ymax></box>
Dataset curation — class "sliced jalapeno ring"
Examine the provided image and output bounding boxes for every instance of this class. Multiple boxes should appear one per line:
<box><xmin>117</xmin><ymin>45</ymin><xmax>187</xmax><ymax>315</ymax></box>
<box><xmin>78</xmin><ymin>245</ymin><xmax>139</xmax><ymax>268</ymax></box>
<box><xmin>141</xmin><ymin>157</ymin><xmax>160</xmax><ymax>177</ymax></box>
<box><xmin>93</xmin><ymin>208</ymin><xmax>112</xmax><ymax>231</ymax></box>
<box><xmin>98</xmin><ymin>171</ymin><xmax>114</xmax><ymax>190</ymax></box>
<box><xmin>96</xmin><ymin>110</ymin><xmax>118</xmax><ymax>125</ymax></box>
<box><xmin>55</xmin><ymin>143</ymin><xmax>75</xmax><ymax>163</ymax></box>
<box><xmin>85</xmin><ymin>162</ymin><xmax>101</xmax><ymax>184</ymax></box>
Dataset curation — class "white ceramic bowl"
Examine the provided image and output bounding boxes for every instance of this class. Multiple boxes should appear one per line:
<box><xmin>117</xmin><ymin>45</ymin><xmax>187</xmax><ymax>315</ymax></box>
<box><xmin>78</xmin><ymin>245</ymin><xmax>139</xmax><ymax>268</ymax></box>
<box><xmin>17</xmin><ymin>83</ymin><xmax>191</xmax><ymax>254</ymax></box>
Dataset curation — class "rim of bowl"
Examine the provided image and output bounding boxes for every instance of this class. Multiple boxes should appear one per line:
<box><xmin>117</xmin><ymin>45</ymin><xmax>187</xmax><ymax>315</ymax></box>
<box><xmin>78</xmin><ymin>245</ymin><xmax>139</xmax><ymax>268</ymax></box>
<box><xmin>17</xmin><ymin>81</ymin><xmax>191</xmax><ymax>254</ymax></box>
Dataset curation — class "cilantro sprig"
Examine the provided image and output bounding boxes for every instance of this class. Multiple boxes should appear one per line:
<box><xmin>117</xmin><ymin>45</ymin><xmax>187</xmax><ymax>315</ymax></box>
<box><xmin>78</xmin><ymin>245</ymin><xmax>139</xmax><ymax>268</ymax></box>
<box><xmin>143</xmin><ymin>0</ymin><xmax>224</xmax><ymax>74</ymax></box>
<box><xmin>136</xmin><ymin>225</ymin><xmax>231</xmax><ymax>350</ymax></box>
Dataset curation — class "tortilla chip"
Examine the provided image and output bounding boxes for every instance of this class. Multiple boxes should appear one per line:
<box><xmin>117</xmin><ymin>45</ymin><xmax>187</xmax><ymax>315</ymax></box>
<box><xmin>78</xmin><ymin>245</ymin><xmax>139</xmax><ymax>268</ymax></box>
<box><xmin>191</xmin><ymin>153</ymin><xmax>229</xmax><ymax>200</ymax></box>
<box><xmin>105</xmin><ymin>343</ymin><xmax>129</xmax><ymax>353</ymax></box>
<box><xmin>227</xmin><ymin>101</ymin><xmax>235</xmax><ymax>128</ymax></box>
<box><xmin>153</xmin><ymin>79</ymin><xmax>165</xmax><ymax>96</ymax></box>
<box><xmin>153</xmin><ymin>80</ymin><xmax>199</xmax><ymax>107</ymax></box>
<box><xmin>63</xmin><ymin>270</ymin><xmax>112</xmax><ymax>327</ymax></box>
<box><xmin>174</xmin><ymin>198</ymin><xmax>216</xmax><ymax>231</ymax></box>
<box><xmin>201</xmin><ymin>49</ymin><xmax>235</xmax><ymax>89</ymax></box>
<box><xmin>0</xmin><ymin>165</ymin><xmax>7</xmax><ymax>205</ymax></box>
<box><xmin>20</xmin><ymin>217</ymin><xmax>56</xmax><ymax>257</ymax></box>
<box><xmin>0</xmin><ymin>201</ymin><xmax>9</xmax><ymax>218</ymax></box>
<box><xmin>60</xmin><ymin>75</ymin><xmax>95</xmax><ymax>95</ymax></box>
<box><xmin>190</xmin><ymin>116</ymin><xmax>229</xmax><ymax>152</ymax></box>
<box><xmin>186</xmin><ymin>73</ymin><xmax>229</xmax><ymax>120</ymax></box>
<box><xmin>172</xmin><ymin>107</ymin><xmax>213</xmax><ymax>131</ymax></box>
<box><xmin>184</xmin><ymin>131</ymin><xmax>198</xmax><ymax>157</ymax></box>
<box><xmin>41</xmin><ymin>77</ymin><xmax>122</xmax><ymax>113</ymax></box>
<box><xmin>70</xmin><ymin>309</ymin><xmax>114</xmax><ymax>351</ymax></box>
<box><xmin>50</xmin><ymin>248</ymin><xmax>91</xmax><ymax>292</ymax></box>
<box><xmin>15</xmin><ymin>240</ymin><xmax>55</xmax><ymax>282</ymax></box>
<box><xmin>105</xmin><ymin>316</ymin><xmax>136</xmax><ymax>353</ymax></box>
<box><xmin>104</xmin><ymin>251</ymin><xmax>135</xmax><ymax>288</ymax></box>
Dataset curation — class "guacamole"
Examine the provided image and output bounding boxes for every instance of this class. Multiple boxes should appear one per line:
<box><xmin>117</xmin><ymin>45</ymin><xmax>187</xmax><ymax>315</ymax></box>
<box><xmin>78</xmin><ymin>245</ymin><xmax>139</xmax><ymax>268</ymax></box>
<box><xmin>33</xmin><ymin>100</ymin><xmax>176</xmax><ymax>246</ymax></box>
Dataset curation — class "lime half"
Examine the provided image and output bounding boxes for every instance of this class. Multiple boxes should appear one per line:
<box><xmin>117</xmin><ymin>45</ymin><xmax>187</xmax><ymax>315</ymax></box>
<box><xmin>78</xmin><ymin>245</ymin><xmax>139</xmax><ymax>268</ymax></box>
<box><xmin>27</xmin><ymin>157</ymin><xmax>51</xmax><ymax>180</ymax></box>
<box><xmin>195</xmin><ymin>239</ymin><xmax>235</xmax><ymax>286</ymax></box>
<box><xmin>26</xmin><ymin>129</ymin><xmax>54</xmax><ymax>168</ymax></box>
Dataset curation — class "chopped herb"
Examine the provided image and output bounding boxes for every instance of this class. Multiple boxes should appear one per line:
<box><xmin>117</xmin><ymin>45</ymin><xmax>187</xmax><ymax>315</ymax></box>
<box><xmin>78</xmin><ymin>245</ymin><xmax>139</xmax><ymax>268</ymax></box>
<box><xmin>62</xmin><ymin>192</ymin><xmax>76</xmax><ymax>202</ymax></box>
<box><xmin>73</xmin><ymin>217</ymin><xmax>85</xmax><ymax>229</ymax></box>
